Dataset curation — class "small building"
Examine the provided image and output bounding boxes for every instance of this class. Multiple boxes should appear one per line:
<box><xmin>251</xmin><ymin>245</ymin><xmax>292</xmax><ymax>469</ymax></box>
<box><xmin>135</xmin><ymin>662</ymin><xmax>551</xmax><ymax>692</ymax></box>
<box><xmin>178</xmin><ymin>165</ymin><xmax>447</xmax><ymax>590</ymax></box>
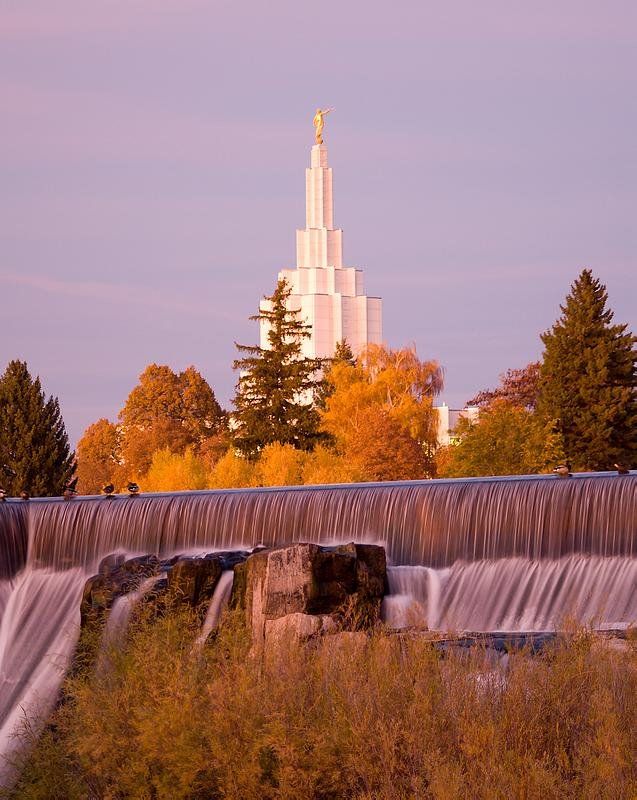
<box><xmin>435</xmin><ymin>404</ymin><xmax>480</xmax><ymax>447</ymax></box>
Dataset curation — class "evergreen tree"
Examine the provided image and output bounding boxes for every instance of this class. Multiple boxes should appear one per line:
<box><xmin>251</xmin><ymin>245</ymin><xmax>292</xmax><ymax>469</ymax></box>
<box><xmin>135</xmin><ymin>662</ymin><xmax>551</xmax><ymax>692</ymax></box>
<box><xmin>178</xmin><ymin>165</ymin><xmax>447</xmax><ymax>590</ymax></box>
<box><xmin>333</xmin><ymin>339</ymin><xmax>356</xmax><ymax>367</ymax></box>
<box><xmin>0</xmin><ymin>360</ymin><xmax>75</xmax><ymax>496</ymax></box>
<box><xmin>232</xmin><ymin>279</ymin><xmax>326</xmax><ymax>458</ymax></box>
<box><xmin>317</xmin><ymin>338</ymin><xmax>357</xmax><ymax>409</ymax></box>
<box><xmin>537</xmin><ymin>269</ymin><xmax>637</xmax><ymax>471</ymax></box>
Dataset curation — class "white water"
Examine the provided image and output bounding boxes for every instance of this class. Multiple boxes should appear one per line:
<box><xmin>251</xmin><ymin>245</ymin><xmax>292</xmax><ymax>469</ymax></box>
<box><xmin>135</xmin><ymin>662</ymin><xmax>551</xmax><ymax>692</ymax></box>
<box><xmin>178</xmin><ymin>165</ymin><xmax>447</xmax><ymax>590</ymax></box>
<box><xmin>97</xmin><ymin>574</ymin><xmax>164</xmax><ymax>674</ymax></box>
<box><xmin>0</xmin><ymin>568</ymin><xmax>85</xmax><ymax>785</ymax></box>
<box><xmin>383</xmin><ymin>556</ymin><xmax>637</xmax><ymax>631</ymax></box>
<box><xmin>194</xmin><ymin>570</ymin><xmax>235</xmax><ymax>648</ymax></box>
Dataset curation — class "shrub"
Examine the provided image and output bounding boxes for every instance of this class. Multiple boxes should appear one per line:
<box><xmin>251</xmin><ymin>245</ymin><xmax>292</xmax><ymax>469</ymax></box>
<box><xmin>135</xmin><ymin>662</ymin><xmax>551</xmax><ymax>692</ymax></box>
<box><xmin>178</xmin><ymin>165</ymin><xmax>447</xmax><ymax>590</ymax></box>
<box><xmin>5</xmin><ymin>613</ymin><xmax>637</xmax><ymax>800</ymax></box>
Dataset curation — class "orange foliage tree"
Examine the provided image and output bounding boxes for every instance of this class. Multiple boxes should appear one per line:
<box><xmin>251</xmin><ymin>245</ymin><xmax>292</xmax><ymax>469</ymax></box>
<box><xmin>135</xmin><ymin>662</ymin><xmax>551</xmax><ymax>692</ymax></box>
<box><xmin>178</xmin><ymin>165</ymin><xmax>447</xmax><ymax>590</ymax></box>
<box><xmin>320</xmin><ymin>344</ymin><xmax>443</xmax><ymax>481</ymax></box>
<box><xmin>346</xmin><ymin>406</ymin><xmax>428</xmax><ymax>482</ymax></box>
<box><xmin>119</xmin><ymin>364</ymin><xmax>227</xmax><ymax>479</ymax></box>
<box><xmin>76</xmin><ymin>364</ymin><xmax>227</xmax><ymax>492</ymax></box>
<box><xmin>76</xmin><ymin>418</ymin><xmax>121</xmax><ymax>494</ymax></box>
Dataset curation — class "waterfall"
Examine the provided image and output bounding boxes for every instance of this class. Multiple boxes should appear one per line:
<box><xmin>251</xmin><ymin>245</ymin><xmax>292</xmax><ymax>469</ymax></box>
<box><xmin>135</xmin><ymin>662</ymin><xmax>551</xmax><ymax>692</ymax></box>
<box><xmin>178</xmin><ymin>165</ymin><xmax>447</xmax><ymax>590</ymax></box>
<box><xmin>0</xmin><ymin>472</ymin><xmax>635</xmax><ymax>782</ymax></box>
<box><xmin>194</xmin><ymin>570</ymin><xmax>235</xmax><ymax>648</ymax></box>
<box><xmin>97</xmin><ymin>574</ymin><xmax>164</xmax><ymax>674</ymax></box>
<box><xmin>383</xmin><ymin>556</ymin><xmax>637</xmax><ymax>631</ymax></box>
<box><xmin>2</xmin><ymin>473</ymin><xmax>634</xmax><ymax>577</ymax></box>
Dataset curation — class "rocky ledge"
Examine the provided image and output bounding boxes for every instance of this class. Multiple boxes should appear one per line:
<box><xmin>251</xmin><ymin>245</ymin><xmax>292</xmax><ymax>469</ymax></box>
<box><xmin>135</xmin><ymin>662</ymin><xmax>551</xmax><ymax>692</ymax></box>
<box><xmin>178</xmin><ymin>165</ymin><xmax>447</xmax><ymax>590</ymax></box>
<box><xmin>81</xmin><ymin>542</ymin><xmax>388</xmax><ymax>651</ymax></box>
<box><xmin>230</xmin><ymin>542</ymin><xmax>387</xmax><ymax>654</ymax></box>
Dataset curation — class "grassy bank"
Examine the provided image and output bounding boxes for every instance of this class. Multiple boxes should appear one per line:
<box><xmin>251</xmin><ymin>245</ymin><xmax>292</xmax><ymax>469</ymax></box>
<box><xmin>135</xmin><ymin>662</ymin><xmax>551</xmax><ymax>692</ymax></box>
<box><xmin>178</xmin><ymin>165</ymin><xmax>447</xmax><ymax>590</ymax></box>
<box><xmin>5</xmin><ymin>609</ymin><xmax>636</xmax><ymax>800</ymax></box>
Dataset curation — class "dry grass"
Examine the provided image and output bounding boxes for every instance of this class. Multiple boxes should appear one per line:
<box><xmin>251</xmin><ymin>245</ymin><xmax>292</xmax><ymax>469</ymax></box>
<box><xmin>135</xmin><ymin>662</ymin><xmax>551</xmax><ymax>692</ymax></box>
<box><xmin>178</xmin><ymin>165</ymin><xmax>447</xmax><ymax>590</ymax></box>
<box><xmin>4</xmin><ymin>609</ymin><xmax>637</xmax><ymax>800</ymax></box>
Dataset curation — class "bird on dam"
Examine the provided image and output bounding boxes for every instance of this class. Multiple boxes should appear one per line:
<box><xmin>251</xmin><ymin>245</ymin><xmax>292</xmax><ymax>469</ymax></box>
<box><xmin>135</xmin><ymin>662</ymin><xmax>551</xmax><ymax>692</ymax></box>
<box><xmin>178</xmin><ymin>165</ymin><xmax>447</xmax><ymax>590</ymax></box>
<box><xmin>0</xmin><ymin>488</ymin><xmax>6</xmax><ymax>502</ymax></box>
<box><xmin>63</xmin><ymin>477</ymin><xmax>79</xmax><ymax>500</ymax></box>
<box><xmin>127</xmin><ymin>482</ymin><xmax>140</xmax><ymax>497</ymax></box>
<box><xmin>20</xmin><ymin>491</ymin><xmax>29</xmax><ymax>501</ymax></box>
<box><xmin>553</xmin><ymin>463</ymin><xmax>572</xmax><ymax>477</ymax></box>
<box><xmin>102</xmin><ymin>483</ymin><xmax>115</xmax><ymax>497</ymax></box>
<box><xmin>614</xmin><ymin>463</ymin><xmax>630</xmax><ymax>475</ymax></box>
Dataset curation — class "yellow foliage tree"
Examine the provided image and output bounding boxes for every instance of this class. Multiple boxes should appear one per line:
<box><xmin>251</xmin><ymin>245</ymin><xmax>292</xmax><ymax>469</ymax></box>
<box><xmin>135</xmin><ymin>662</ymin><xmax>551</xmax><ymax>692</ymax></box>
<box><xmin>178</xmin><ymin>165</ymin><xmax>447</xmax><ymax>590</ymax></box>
<box><xmin>302</xmin><ymin>445</ymin><xmax>361</xmax><ymax>485</ymax></box>
<box><xmin>209</xmin><ymin>450</ymin><xmax>256</xmax><ymax>489</ymax></box>
<box><xmin>254</xmin><ymin>443</ymin><xmax>306</xmax><ymax>487</ymax></box>
<box><xmin>438</xmin><ymin>399</ymin><xmax>565</xmax><ymax>478</ymax></box>
<box><xmin>320</xmin><ymin>344</ymin><xmax>443</xmax><ymax>480</ymax></box>
<box><xmin>142</xmin><ymin>447</ymin><xmax>210</xmax><ymax>492</ymax></box>
<box><xmin>360</xmin><ymin>344</ymin><xmax>444</xmax><ymax>443</ymax></box>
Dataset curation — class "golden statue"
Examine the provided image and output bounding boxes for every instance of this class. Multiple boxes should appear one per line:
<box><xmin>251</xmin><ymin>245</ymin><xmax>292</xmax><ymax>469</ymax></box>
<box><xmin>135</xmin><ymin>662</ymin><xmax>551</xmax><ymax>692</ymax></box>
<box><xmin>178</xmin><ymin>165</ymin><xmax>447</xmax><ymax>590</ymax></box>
<box><xmin>313</xmin><ymin>107</ymin><xmax>334</xmax><ymax>144</ymax></box>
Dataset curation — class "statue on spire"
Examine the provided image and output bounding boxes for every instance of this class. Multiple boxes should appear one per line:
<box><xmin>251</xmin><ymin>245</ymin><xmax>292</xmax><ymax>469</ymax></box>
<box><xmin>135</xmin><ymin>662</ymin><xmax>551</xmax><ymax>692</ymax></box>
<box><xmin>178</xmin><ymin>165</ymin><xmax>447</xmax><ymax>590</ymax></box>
<box><xmin>313</xmin><ymin>107</ymin><xmax>334</xmax><ymax>144</ymax></box>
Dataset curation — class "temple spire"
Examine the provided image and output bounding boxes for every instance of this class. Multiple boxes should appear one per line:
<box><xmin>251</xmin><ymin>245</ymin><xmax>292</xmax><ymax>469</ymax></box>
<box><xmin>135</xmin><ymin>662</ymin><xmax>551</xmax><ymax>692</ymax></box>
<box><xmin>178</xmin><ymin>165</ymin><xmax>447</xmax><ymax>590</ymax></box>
<box><xmin>260</xmin><ymin>116</ymin><xmax>382</xmax><ymax>359</ymax></box>
<box><xmin>297</xmin><ymin>142</ymin><xmax>341</xmax><ymax>269</ymax></box>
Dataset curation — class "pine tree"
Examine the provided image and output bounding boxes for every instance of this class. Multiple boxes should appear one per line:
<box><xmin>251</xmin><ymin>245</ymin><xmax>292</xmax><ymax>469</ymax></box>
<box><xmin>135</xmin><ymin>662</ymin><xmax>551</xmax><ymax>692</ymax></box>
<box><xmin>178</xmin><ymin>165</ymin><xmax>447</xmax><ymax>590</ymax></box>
<box><xmin>0</xmin><ymin>360</ymin><xmax>75</xmax><ymax>496</ymax></box>
<box><xmin>537</xmin><ymin>269</ymin><xmax>637</xmax><ymax>471</ymax></box>
<box><xmin>333</xmin><ymin>339</ymin><xmax>356</xmax><ymax>367</ymax></box>
<box><xmin>317</xmin><ymin>339</ymin><xmax>358</xmax><ymax>410</ymax></box>
<box><xmin>232</xmin><ymin>279</ymin><xmax>326</xmax><ymax>459</ymax></box>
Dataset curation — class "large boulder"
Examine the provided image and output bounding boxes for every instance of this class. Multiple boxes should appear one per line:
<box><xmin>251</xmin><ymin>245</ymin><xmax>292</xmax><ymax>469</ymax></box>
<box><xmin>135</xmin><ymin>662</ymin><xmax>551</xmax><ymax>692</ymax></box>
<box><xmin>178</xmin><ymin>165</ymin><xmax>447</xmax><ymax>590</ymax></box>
<box><xmin>81</xmin><ymin>554</ymin><xmax>160</xmax><ymax>623</ymax></box>
<box><xmin>230</xmin><ymin>542</ymin><xmax>387</xmax><ymax>653</ymax></box>
<box><xmin>167</xmin><ymin>555</ymin><xmax>223</xmax><ymax>609</ymax></box>
<box><xmin>264</xmin><ymin>612</ymin><xmax>338</xmax><ymax>647</ymax></box>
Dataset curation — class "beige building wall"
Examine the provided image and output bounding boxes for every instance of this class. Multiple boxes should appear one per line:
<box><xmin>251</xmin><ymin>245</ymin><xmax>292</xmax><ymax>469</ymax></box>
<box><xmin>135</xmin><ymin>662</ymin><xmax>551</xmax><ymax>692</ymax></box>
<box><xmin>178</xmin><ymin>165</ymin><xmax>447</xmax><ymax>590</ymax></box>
<box><xmin>435</xmin><ymin>404</ymin><xmax>480</xmax><ymax>447</ymax></box>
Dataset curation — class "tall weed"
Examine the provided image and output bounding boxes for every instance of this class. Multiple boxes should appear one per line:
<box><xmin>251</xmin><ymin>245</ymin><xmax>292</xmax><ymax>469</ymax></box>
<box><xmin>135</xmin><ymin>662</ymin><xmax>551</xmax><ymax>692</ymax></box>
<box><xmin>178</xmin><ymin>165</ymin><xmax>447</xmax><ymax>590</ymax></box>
<box><xmin>4</xmin><ymin>613</ymin><xmax>636</xmax><ymax>800</ymax></box>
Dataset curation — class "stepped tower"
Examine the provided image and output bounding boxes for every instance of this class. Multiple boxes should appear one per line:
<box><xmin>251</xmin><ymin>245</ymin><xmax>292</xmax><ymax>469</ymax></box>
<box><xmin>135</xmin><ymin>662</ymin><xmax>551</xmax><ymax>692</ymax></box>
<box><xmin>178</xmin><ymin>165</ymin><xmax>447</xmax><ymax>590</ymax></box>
<box><xmin>260</xmin><ymin>122</ymin><xmax>382</xmax><ymax>357</ymax></box>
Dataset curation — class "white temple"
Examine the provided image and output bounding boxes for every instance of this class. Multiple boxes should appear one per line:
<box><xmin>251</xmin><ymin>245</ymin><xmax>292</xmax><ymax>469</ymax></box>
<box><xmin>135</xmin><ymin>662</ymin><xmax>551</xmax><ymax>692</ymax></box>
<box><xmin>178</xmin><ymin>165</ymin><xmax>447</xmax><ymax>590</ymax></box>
<box><xmin>260</xmin><ymin>135</ymin><xmax>382</xmax><ymax>358</ymax></box>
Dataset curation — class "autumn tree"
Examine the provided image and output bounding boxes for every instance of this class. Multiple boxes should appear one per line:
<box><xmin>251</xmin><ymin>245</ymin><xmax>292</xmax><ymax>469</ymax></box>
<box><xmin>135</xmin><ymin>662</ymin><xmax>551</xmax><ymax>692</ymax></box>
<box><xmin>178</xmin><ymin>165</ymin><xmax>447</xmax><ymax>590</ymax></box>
<box><xmin>209</xmin><ymin>450</ymin><xmax>256</xmax><ymax>489</ymax></box>
<box><xmin>76</xmin><ymin>418</ymin><xmax>121</xmax><ymax>494</ymax></box>
<box><xmin>119</xmin><ymin>364</ymin><xmax>226</xmax><ymax>478</ymax></box>
<box><xmin>537</xmin><ymin>269</ymin><xmax>636</xmax><ymax>470</ymax></box>
<box><xmin>143</xmin><ymin>447</ymin><xmax>209</xmax><ymax>492</ymax></box>
<box><xmin>255</xmin><ymin>443</ymin><xmax>306</xmax><ymax>487</ymax></box>
<box><xmin>438</xmin><ymin>399</ymin><xmax>565</xmax><ymax>478</ymax></box>
<box><xmin>232</xmin><ymin>279</ymin><xmax>326</xmax><ymax>459</ymax></box>
<box><xmin>347</xmin><ymin>406</ymin><xmax>428</xmax><ymax>481</ymax></box>
<box><xmin>468</xmin><ymin>362</ymin><xmax>541</xmax><ymax>410</ymax></box>
<box><xmin>320</xmin><ymin>344</ymin><xmax>443</xmax><ymax>480</ymax></box>
<box><xmin>302</xmin><ymin>445</ymin><xmax>359</xmax><ymax>485</ymax></box>
<box><xmin>0</xmin><ymin>360</ymin><xmax>75</xmax><ymax>496</ymax></box>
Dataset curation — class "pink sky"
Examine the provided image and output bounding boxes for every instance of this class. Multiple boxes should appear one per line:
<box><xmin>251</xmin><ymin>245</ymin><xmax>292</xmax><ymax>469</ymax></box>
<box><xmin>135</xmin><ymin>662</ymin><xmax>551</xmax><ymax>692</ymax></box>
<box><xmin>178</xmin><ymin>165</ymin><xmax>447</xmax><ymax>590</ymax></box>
<box><xmin>1</xmin><ymin>1</ymin><xmax>635</xmax><ymax>445</ymax></box>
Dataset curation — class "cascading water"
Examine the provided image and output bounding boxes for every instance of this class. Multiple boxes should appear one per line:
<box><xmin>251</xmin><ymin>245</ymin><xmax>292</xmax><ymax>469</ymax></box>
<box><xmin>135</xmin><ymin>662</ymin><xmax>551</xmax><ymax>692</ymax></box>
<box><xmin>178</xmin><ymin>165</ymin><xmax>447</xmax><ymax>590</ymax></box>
<box><xmin>97</xmin><ymin>574</ymin><xmax>164</xmax><ymax>674</ymax></box>
<box><xmin>383</xmin><ymin>556</ymin><xmax>637</xmax><ymax>631</ymax></box>
<box><xmin>195</xmin><ymin>571</ymin><xmax>235</xmax><ymax>648</ymax></box>
<box><xmin>0</xmin><ymin>472</ymin><xmax>635</xmax><ymax>781</ymax></box>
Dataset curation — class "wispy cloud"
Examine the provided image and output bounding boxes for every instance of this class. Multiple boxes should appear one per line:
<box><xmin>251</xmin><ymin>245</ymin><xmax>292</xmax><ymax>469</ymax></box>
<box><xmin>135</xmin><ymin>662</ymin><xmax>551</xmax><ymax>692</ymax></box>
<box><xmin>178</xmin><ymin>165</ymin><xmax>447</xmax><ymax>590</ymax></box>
<box><xmin>0</xmin><ymin>271</ymin><xmax>238</xmax><ymax>322</ymax></box>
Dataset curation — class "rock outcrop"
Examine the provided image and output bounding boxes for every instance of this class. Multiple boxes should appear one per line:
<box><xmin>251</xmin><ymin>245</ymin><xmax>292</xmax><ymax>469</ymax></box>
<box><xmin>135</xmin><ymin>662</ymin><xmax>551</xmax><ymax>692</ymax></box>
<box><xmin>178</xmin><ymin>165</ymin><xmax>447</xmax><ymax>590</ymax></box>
<box><xmin>230</xmin><ymin>542</ymin><xmax>387</xmax><ymax>653</ymax></box>
<box><xmin>79</xmin><ymin>543</ymin><xmax>387</xmax><ymax>659</ymax></box>
<box><xmin>81</xmin><ymin>550</ymin><xmax>250</xmax><ymax>627</ymax></box>
<box><xmin>81</xmin><ymin>554</ymin><xmax>161</xmax><ymax>624</ymax></box>
<box><xmin>167</xmin><ymin>556</ymin><xmax>223</xmax><ymax>609</ymax></box>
